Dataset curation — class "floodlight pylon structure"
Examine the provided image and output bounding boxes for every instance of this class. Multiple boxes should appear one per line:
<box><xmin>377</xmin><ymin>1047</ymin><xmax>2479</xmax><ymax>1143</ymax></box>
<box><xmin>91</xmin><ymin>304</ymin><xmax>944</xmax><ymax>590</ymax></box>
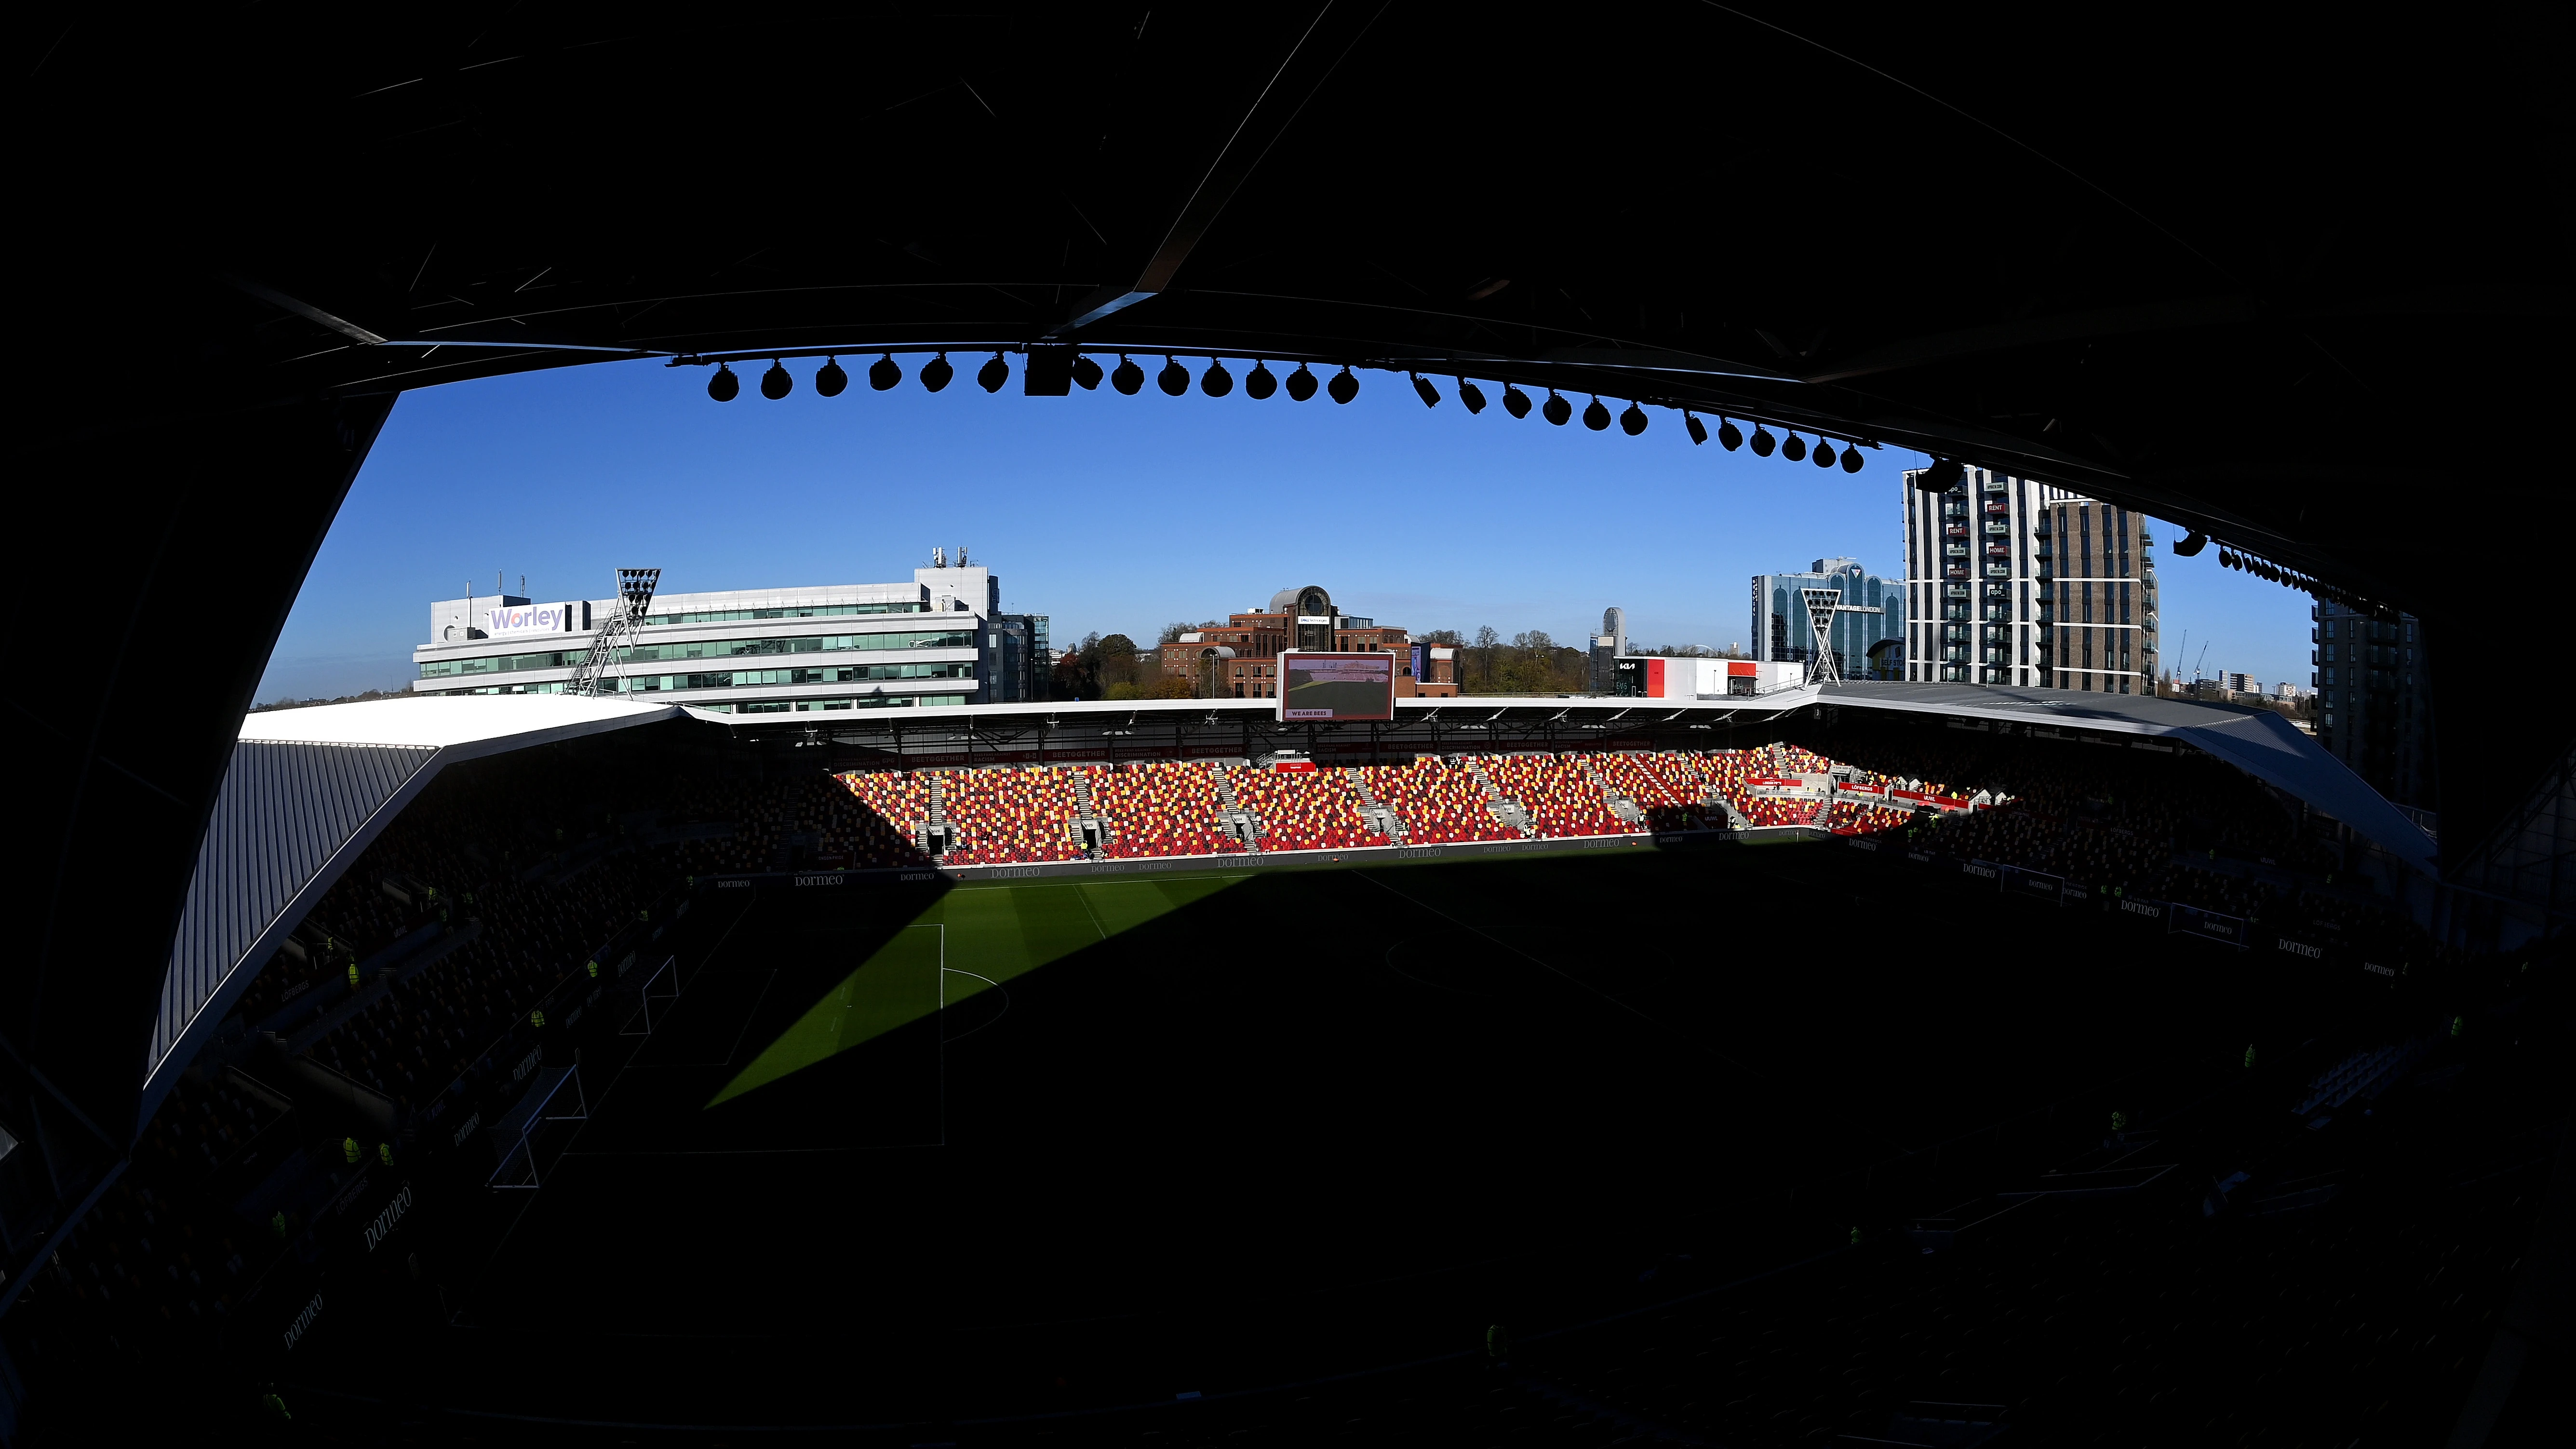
<box><xmin>567</xmin><ymin>568</ymin><xmax>661</xmax><ymax>697</ymax></box>
<box><xmin>1800</xmin><ymin>586</ymin><xmax>1883</xmax><ymax>684</ymax></box>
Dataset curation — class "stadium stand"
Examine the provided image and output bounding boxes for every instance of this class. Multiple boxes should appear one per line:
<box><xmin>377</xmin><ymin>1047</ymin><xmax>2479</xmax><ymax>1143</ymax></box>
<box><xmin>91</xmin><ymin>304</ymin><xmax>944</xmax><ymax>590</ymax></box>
<box><xmin>1356</xmin><ymin>758</ymin><xmax>1522</xmax><ymax>843</ymax></box>
<box><xmin>938</xmin><ymin>766</ymin><xmax>1087</xmax><ymax>865</ymax></box>
<box><xmin>31</xmin><ymin>748</ymin><xmax>695</xmax><ymax>1369</ymax></box>
<box><xmin>1232</xmin><ymin>766</ymin><xmax>1387</xmax><ymax>853</ymax></box>
<box><xmin>1823</xmin><ymin>799</ymin><xmax>1915</xmax><ymax>834</ymax></box>
<box><xmin>19</xmin><ymin>718</ymin><xmax>2526</xmax><ymax>1444</ymax></box>
<box><xmin>1090</xmin><ymin>761</ymin><xmax>1246</xmax><ymax>859</ymax></box>
<box><xmin>1739</xmin><ymin>795</ymin><xmax>1822</xmax><ymax>828</ymax></box>
<box><xmin>1588</xmin><ymin>750</ymin><xmax>1726</xmax><ymax>831</ymax></box>
<box><xmin>1775</xmin><ymin>743</ymin><xmax>1835</xmax><ymax>775</ymax></box>
<box><xmin>1790</xmin><ymin>721</ymin><xmax>2452</xmax><ymax>968</ymax></box>
<box><xmin>1477</xmin><ymin>753</ymin><xmax>1632</xmax><ymax>839</ymax></box>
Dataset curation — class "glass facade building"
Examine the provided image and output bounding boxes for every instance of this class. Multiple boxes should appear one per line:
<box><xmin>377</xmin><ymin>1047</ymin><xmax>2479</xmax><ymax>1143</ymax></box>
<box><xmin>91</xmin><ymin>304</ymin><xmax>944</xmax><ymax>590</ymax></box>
<box><xmin>1750</xmin><ymin>558</ymin><xmax>1905</xmax><ymax>679</ymax></box>
<box><xmin>412</xmin><ymin>563</ymin><xmax>1050</xmax><ymax>713</ymax></box>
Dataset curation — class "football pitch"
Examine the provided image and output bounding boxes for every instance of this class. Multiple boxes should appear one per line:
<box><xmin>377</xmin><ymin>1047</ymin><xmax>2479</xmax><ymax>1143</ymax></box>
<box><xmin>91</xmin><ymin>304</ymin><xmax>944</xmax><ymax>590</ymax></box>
<box><xmin>423</xmin><ymin>842</ymin><xmax>2286</xmax><ymax>1426</ymax></box>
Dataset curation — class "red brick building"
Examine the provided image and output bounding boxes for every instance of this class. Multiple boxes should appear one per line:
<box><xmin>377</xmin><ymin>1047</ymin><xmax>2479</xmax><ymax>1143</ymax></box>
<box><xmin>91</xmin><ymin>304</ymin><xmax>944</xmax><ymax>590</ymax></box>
<box><xmin>1161</xmin><ymin>584</ymin><xmax>1458</xmax><ymax>699</ymax></box>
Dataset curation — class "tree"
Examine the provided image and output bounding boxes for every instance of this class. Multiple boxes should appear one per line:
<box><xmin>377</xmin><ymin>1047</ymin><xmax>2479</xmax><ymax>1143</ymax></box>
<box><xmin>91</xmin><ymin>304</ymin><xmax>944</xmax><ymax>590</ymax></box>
<box><xmin>1418</xmin><ymin>628</ymin><xmax>1465</xmax><ymax>647</ymax></box>
<box><xmin>1092</xmin><ymin>633</ymin><xmax>1145</xmax><ymax>691</ymax></box>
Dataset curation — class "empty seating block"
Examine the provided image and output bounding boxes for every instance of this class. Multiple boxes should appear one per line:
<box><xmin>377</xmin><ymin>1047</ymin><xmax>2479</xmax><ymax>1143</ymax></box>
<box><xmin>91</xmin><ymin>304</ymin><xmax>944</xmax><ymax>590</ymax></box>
<box><xmin>1089</xmin><ymin>762</ymin><xmax>1245</xmax><ymax>859</ymax></box>
<box><xmin>1231</xmin><ymin>766</ymin><xmax>1387</xmax><ymax>852</ymax></box>
<box><xmin>1358</xmin><ymin>758</ymin><xmax>1520</xmax><ymax>843</ymax></box>
<box><xmin>1478</xmin><ymin>753</ymin><xmax>1630</xmax><ymax>839</ymax></box>
<box><xmin>939</xmin><ymin>767</ymin><xmax>1087</xmax><ymax>865</ymax></box>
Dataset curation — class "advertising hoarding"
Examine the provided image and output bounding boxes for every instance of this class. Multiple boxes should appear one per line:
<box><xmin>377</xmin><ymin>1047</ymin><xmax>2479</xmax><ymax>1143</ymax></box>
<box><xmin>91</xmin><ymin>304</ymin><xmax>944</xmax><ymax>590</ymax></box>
<box><xmin>1278</xmin><ymin>651</ymin><xmax>1395</xmax><ymax>722</ymax></box>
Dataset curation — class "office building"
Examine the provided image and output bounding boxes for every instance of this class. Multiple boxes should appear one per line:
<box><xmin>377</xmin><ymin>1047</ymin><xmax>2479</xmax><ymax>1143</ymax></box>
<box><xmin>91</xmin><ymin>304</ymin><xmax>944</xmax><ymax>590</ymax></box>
<box><xmin>2313</xmin><ymin>602</ymin><xmax>2434</xmax><ymax>810</ymax></box>
<box><xmin>413</xmin><ymin>554</ymin><xmax>1049</xmax><ymax>713</ymax></box>
<box><xmin>1751</xmin><ymin>559</ymin><xmax>1906</xmax><ymax>680</ymax></box>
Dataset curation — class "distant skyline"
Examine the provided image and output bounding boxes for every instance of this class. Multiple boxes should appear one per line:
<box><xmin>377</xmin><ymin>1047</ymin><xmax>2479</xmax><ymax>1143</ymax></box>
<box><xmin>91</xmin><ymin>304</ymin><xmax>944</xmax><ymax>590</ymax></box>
<box><xmin>258</xmin><ymin>360</ymin><xmax>2315</xmax><ymax>701</ymax></box>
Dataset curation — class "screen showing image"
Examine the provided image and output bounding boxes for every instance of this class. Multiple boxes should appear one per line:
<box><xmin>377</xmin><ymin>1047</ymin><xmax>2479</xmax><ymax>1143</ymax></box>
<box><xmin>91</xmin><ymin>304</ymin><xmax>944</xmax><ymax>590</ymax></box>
<box><xmin>1279</xmin><ymin>651</ymin><xmax>1395</xmax><ymax>722</ymax></box>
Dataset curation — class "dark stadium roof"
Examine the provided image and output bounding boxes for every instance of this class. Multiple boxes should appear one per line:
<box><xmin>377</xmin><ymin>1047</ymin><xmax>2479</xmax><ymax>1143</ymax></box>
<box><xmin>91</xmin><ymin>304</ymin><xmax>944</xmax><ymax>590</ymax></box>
<box><xmin>10</xmin><ymin>3</ymin><xmax>2568</xmax><ymax>1275</ymax></box>
<box><xmin>139</xmin><ymin>698</ymin><xmax>685</xmax><ymax>1136</ymax></box>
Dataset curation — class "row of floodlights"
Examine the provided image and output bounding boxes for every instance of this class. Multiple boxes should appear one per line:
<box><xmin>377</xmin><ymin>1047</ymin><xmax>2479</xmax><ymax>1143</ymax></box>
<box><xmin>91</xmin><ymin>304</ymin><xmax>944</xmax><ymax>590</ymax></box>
<box><xmin>2174</xmin><ymin>531</ymin><xmax>2384</xmax><ymax>615</ymax></box>
<box><xmin>703</xmin><ymin>352</ymin><xmax>1871</xmax><ymax>472</ymax></box>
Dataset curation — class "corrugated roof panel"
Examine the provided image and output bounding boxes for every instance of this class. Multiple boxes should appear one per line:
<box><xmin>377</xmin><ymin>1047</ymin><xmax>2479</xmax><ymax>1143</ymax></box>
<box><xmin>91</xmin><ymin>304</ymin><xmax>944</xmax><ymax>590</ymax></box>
<box><xmin>149</xmin><ymin>740</ymin><xmax>435</xmax><ymax>1084</ymax></box>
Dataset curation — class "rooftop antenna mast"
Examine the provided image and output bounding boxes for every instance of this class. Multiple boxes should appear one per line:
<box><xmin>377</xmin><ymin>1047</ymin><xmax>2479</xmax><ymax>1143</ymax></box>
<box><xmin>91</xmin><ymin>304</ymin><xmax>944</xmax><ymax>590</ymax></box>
<box><xmin>1800</xmin><ymin>585</ymin><xmax>1882</xmax><ymax>684</ymax></box>
<box><xmin>568</xmin><ymin>568</ymin><xmax>661</xmax><ymax>697</ymax></box>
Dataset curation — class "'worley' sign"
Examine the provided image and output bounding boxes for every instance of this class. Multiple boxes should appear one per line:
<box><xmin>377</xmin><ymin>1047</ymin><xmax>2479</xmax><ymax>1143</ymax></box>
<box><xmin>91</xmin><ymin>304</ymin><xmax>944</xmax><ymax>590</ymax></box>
<box><xmin>486</xmin><ymin>602</ymin><xmax>584</xmax><ymax>637</ymax></box>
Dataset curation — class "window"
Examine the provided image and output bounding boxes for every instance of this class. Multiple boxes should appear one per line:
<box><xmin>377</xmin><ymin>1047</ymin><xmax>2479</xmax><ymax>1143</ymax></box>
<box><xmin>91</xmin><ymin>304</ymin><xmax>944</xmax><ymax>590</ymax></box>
<box><xmin>645</xmin><ymin>601</ymin><xmax>926</xmax><ymax>625</ymax></box>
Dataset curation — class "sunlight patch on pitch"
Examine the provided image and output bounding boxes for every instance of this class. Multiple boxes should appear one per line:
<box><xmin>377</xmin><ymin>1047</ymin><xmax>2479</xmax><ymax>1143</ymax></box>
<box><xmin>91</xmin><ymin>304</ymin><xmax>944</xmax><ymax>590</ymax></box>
<box><xmin>706</xmin><ymin>874</ymin><xmax>1245</xmax><ymax>1107</ymax></box>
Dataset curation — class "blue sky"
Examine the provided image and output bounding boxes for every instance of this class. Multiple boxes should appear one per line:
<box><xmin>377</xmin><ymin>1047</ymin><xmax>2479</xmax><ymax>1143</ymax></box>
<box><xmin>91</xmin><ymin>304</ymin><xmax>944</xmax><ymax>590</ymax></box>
<box><xmin>260</xmin><ymin>359</ymin><xmax>2315</xmax><ymax>701</ymax></box>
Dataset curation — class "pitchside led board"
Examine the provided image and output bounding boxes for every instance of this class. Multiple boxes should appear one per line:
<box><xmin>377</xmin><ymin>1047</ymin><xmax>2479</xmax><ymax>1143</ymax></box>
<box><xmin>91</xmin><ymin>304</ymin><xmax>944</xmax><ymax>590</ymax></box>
<box><xmin>1278</xmin><ymin>651</ymin><xmax>1396</xmax><ymax>723</ymax></box>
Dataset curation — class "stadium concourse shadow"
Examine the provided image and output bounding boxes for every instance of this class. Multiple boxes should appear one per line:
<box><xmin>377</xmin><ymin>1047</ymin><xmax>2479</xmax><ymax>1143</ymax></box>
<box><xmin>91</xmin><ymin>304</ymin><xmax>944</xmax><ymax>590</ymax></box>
<box><xmin>302</xmin><ymin>843</ymin><xmax>2337</xmax><ymax>1436</ymax></box>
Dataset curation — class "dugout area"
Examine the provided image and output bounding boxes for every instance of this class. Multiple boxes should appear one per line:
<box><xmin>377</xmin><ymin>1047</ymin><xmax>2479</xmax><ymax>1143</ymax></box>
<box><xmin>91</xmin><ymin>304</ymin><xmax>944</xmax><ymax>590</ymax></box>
<box><xmin>276</xmin><ymin>839</ymin><xmax>2373</xmax><ymax>1435</ymax></box>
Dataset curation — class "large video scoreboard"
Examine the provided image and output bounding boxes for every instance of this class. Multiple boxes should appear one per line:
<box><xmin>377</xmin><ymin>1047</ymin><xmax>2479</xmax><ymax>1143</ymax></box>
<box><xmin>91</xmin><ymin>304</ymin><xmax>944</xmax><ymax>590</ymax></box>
<box><xmin>1277</xmin><ymin>651</ymin><xmax>1395</xmax><ymax>722</ymax></box>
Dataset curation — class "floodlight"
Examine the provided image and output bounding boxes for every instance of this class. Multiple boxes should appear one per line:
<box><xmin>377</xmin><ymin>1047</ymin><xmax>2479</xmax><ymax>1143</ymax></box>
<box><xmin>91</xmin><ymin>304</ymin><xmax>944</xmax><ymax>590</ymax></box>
<box><xmin>814</xmin><ymin>357</ymin><xmax>848</xmax><ymax>397</ymax></box>
<box><xmin>1684</xmin><ymin>412</ymin><xmax>1708</xmax><ymax>445</ymax></box>
<box><xmin>1159</xmin><ymin>356</ymin><xmax>1189</xmax><ymax>396</ymax></box>
<box><xmin>1812</xmin><ymin>439</ymin><xmax>1836</xmax><ymax>468</ymax></box>
<box><xmin>1202</xmin><ymin>358</ymin><xmax>1234</xmax><ymax>397</ymax></box>
<box><xmin>1502</xmin><ymin>384</ymin><xmax>1531</xmax><ymax>418</ymax></box>
<box><xmin>761</xmin><ymin>359</ymin><xmax>793</xmax><ymax>399</ymax></box>
<box><xmin>1917</xmin><ymin>457</ymin><xmax>1963</xmax><ymax>490</ymax></box>
<box><xmin>1717</xmin><ymin>417</ymin><xmax>1743</xmax><ymax>450</ymax></box>
<box><xmin>1582</xmin><ymin>397</ymin><xmax>1611</xmax><ymax>431</ymax></box>
<box><xmin>707</xmin><ymin>363</ymin><xmax>739</xmax><ymax>401</ymax></box>
<box><xmin>1458</xmin><ymin>378</ymin><xmax>1487</xmax><ymax>414</ymax></box>
<box><xmin>1542</xmin><ymin>390</ymin><xmax>1571</xmax><ymax>425</ymax></box>
<box><xmin>1112</xmin><ymin>354</ymin><xmax>1144</xmax><ymax>394</ymax></box>
<box><xmin>1412</xmin><ymin>373</ymin><xmax>1440</xmax><ymax>408</ymax></box>
<box><xmin>1286</xmin><ymin>363</ymin><xmax>1318</xmax><ymax>401</ymax></box>
<box><xmin>1246</xmin><ymin>360</ymin><xmax>1277</xmax><ymax>399</ymax></box>
<box><xmin>2173</xmin><ymin>531</ymin><xmax>2207</xmax><ymax>556</ymax></box>
<box><xmin>978</xmin><ymin>352</ymin><xmax>1009</xmax><ymax>392</ymax></box>
<box><xmin>1781</xmin><ymin>431</ymin><xmax>1806</xmax><ymax>462</ymax></box>
<box><xmin>922</xmin><ymin>353</ymin><xmax>954</xmax><ymax>392</ymax></box>
<box><xmin>1619</xmin><ymin>402</ymin><xmax>1648</xmax><ymax>436</ymax></box>
<box><xmin>1749</xmin><ymin>424</ymin><xmax>1776</xmax><ymax>456</ymax></box>
<box><xmin>1840</xmin><ymin>444</ymin><xmax>1864</xmax><ymax>474</ymax></box>
<box><xmin>1072</xmin><ymin>353</ymin><xmax>1103</xmax><ymax>390</ymax></box>
<box><xmin>1327</xmin><ymin>365</ymin><xmax>1358</xmax><ymax>403</ymax></box>
<box><xmin>870</xmin><ymin>353</ymin><xmax>901</xmax><ymax>390</ymax></box>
